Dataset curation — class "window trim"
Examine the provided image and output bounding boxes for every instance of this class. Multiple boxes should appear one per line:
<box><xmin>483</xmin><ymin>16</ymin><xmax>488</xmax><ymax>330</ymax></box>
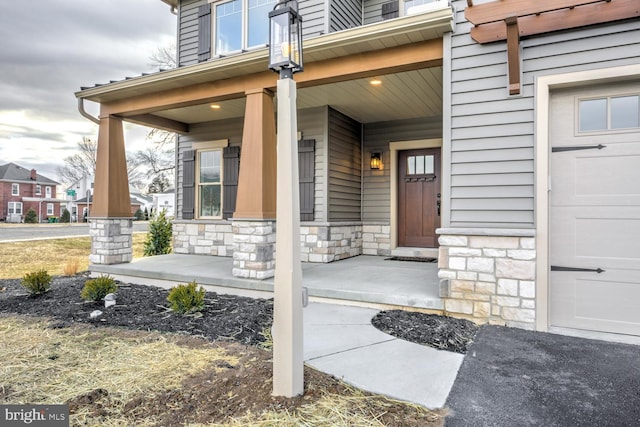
<box><xmin>209</xmin><ymin>0</ymin><xmax>276</xmax><ymax>56</ymax></box>
<box><xmin>35</xmin><ymin>184</ymin><xmax>41</xmax><ymax>195</ymax></box>
<box><xmin>46</xmin><ymin>203</ymin><xmax>54</xmax><ymax>216</ymax></box>
<box><xmin>196</xmin><ymin>148</ymin><xmax>224</xmax><ymax>219</ymax></box>
<box><xmin>11</xmin><ymin>183</ymin><xmax>19</xmax><ymax>196</ymax></box>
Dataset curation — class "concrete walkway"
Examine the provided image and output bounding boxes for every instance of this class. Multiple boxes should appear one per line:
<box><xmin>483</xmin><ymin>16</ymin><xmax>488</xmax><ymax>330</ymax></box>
<box><xmin>303</xmin><ymin>302</ymin><xmax>464</xmax><ymax>409</ymax></box>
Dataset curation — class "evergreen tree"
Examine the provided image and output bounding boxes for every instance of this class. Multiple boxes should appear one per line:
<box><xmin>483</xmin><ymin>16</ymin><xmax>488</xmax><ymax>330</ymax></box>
<box><xmin>24</xmin><ymin>208</ymin><xmax>38</xmax><ymax>224</ymax></box>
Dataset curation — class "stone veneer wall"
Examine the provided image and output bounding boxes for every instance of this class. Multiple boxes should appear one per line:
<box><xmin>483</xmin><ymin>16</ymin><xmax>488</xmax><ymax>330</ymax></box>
<box><xmin>299</xmin><ymin>222</ymin><xmax>363</xmax><ymax>262</ymax></box>
<box><xmin>173</xmin><ymin>220</ymin><xmax>234</xmax><ymax>256</ymax></box>
<box><xmin>437</xmin><ymin>228</ymin><xmax>536</xmax><ymax>329</ymax></box>
<box><xmin>362</xmin><ymin>223</ymin><xmax>391</xmax><ymax>257</ymax></box>
<box><xmin>89</xmin><ymin>218</ymin><xmax>133</xmax><ymax>265</ymax></box>
<box><xmin>232</xmin><ymin>219</ymin><xmax>276</xmax><ymax>279</ymax></box>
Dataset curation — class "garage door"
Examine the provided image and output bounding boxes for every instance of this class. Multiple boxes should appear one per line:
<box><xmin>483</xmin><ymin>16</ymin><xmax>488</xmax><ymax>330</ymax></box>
<box><xmin>550</xmin><ymin>83</ymin><xmax>640</xmax><ymax>336</ymax></box>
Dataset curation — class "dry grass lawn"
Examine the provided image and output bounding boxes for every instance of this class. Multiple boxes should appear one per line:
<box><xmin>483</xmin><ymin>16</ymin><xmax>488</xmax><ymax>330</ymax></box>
<box><xmin>0</xmin><ymin>233</ymin><xmax>145</xmax><ymax>279</ymax></box>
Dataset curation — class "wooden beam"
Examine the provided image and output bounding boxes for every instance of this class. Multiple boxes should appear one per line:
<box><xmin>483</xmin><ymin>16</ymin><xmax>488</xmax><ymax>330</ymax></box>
<box><xmin>506</xmin><ymin>16</ymin><xmax>521</xmax><ymax>95</ymax></box>
<box><xmin>101</xmin><ymin>39</ymin><xmax>443</xmax><ymax>116</ymax></box>
<box><xmin>466</xmin><ymin>0</ymin><xmax>606</xmax><ymax>26</ymax></box>
<box><xmin>470</xmin><ymin>0</ymin><xmax>639</xmax><ymax>43</ymax></box>
<box><xmin>123</xmin><ymin>114</ymin><xmax>189</xmax><ymax>134</ymax></box>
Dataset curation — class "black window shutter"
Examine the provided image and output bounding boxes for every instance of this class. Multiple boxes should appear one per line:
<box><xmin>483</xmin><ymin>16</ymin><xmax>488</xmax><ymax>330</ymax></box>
<box><xmin>223</xmin><ymin>146</ymin><xmax>240</xmax><ymax>219</ymax></box>
<box><xmin>381</xmin><ymin>1</ymin><xmax>399</xmax><ymax>20</ymax></box>
<box><xmin>198</xmin><ymin>4</ymin><xmax>212</xmax><ymax>62</ymax></box>
<box><xmin>298</xmin><ymin>139</ymin><xmax>315</xmax><ymax>221</ymax></box>
<box><xmin>182</xmin><ymin>149</ymin><xmax>196</xmax><ymax>220</ymax></box>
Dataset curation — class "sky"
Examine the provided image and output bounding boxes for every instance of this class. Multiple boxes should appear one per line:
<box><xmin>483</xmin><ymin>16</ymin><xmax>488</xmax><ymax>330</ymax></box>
<box><xmin>0</xmin><ymin>0</ymin><xmax>176</xmax><ymax>183</ymax></box>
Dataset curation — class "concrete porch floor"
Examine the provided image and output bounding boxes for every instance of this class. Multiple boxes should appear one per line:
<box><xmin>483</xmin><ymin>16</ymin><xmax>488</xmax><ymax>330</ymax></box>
<box><xmin>91</xmin><ymin>254</ymin><xmax>443</xmax><ymax>311</ymax></box>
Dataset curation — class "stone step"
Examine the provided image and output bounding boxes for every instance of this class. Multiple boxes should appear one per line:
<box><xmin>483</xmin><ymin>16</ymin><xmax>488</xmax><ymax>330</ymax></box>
<box><xmin>391</xmin><ymin>247</ymin><xmax>439</xmax><ymax>260</ymax></box>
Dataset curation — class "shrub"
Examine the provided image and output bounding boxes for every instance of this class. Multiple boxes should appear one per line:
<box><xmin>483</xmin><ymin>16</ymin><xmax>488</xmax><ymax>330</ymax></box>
<box><xmin>134</xmin><ymin>208</ymin><xmax>145</xmax><ymax>221</ymax></box>
<box><xmin>81</xmin><ymin>275</ymin><xmax>117</xmax><ymax>302</ymax></box>
<box><xmin>24</xmin><ymin>208</ymin><xmax>38</xmax><ymax>224</ymax></box>
<box><xmin>167</xmin><ymin>281</ymin><xmax>206</xmax><ymax>314</ymax></box>
<box><xmin>144</xmin><ymin>207</ymin><xmax>149</xmax><ymax>221</ymax></box>
<box><xmin>60</xmin><ymin>208</ymin><xmax>71</xmax><ymax>223</ymax></box>
<box><xmin>21</xmin><ymin>269</ymin><xmax>52</xmax><ymax>296</ymax></box>
<box><xmin>63</xmin><ymin>259</ymin><xmax>80</xmax><ymax>276</ymax></box>
<box><xmin>143</xmin><ymin>209</ymin><xmax>173</xmax><ymax>256</ymax></box>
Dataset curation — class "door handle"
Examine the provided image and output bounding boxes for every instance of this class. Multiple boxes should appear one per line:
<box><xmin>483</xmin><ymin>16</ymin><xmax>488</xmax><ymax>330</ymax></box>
<box><xmin>436</xmin><ymin>193</ymin><xmax>441</xmax><ymax>216</ymax></box>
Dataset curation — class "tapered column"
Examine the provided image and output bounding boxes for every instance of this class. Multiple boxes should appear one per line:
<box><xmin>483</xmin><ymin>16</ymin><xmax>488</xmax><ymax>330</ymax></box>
<box><xmin>272</xmin><ymin>77</ymin><xmax>304</xmax><ymax>397</ymax></box>
<box><xmin>93</xmin><ymin>115</ymin><xmax>131</xmax><ymax>217</ymax></box>
<box><xmin>234</xmin><ymin>88</ymin><xmax>277</xmax><ymax>219</ymax></box>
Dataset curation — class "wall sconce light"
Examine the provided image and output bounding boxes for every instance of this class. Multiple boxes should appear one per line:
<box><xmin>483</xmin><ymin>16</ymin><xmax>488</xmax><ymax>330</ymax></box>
<box><xmin>370</xmin><ymin>152</ymin><xmax>382</xmax><ymax>170</ymax></box>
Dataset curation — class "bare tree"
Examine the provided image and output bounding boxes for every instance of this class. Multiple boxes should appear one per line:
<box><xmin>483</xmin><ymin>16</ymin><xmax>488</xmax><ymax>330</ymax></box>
<box><xmin>149</xmin><ymin>43</ymin><xmax>177</xmax><ymax>70</ymax></box>
<box><xmin>57</xmin><ymin>137</ymin><xmax>146</xmax><ymax>190</ymax></box>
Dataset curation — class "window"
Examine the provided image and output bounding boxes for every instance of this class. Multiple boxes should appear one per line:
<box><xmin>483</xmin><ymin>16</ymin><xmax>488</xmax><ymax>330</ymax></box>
<box><xmin>403</xmin><ymin>0</ymin><xmax>444</xmax><ymax>15</ymax></box>
<box><xmin>35</xmin><ymin>184</ymin><xmax>41</xmax><ymax>195</ymax></box>
<box><xmin>197</xmin><ymin>149</ymin><xmax>223</xmax><ymax>218</ymax></box>
<box><xmin>45</xmin><ymin>186</ymin><xmax>52</xmax><ymax>198</ymax></box>
<box><xmin>579</xmin><ymin>95</ymin><xmax>640</xmax><ymax>132</ymax></box>
<box><xmin>47</xmin><ymin>203</ymin><xmax>54</xmax><ymax>216</ymax></box>
<box><xmin>213</xmin><ymin>0</ymin><xmax>276</xmax><ymax>55</ymax></box>
<box><xmin>8</xmin><ymin>202</ymin><xmax>22</xmax><ymax>215</ymax></box>
<box><xmin>11</xmin><ymin>183</ymin><xmax>19</xmax><ymax>196</ymax></box>
<box><xmin>407</xmin><ymin>155</ymin><xmax>435</xmax><ymax>176</ymax></box>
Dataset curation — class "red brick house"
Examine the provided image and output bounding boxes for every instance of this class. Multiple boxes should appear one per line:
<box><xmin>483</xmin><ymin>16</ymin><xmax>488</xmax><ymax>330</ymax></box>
<box><xmin>0</xmin><ymin>162</ymin><xmax>62</xmax><ymax>222</ymax></box>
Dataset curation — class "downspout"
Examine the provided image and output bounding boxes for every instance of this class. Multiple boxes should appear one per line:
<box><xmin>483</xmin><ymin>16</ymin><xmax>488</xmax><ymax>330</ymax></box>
<box><xmin>77</xmin><ymin>98</ymin><xmax>100</xmax><ymax>125</ymax></box>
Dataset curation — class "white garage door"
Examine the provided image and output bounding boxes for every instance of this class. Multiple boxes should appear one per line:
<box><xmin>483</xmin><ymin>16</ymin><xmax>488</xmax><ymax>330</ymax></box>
<box><xmin>550</xmin><ymin>82</ymin><xmax>640</xmax><ymax>337</ymax></box>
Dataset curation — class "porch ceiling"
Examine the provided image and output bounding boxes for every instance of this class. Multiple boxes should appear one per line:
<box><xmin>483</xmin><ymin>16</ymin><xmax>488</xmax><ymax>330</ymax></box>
<box><xmin>153</xmin><ymin>67</ymin><xmax>443</xmax><ymax>125</ymax></box>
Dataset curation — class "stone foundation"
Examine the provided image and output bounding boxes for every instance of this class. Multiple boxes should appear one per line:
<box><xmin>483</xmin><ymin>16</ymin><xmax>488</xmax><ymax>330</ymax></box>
<box><xmin>300</xmin><ymin>222</ymin><xmax>363</xmax><ymax>263</ymax></box>
<box><xmin>437</xmin><ymin>228</ymin><xmax>536</xmax><ymax>329</ymax></box>
<box><xmin>173</xmin><ymin>220</ymin><xmax>234</xmax><ymax>256</ymax></box>
<box><xmin>362</xmin><ymin>223</ymin><xmax>392</xmax><ymax>256</ymax></box>
<box><xmin>89</xmin><ymin>218</ymin><xmax>133</xmax><ymax>265</ymax></box>
<box><xmin>232</xmin><ymin>219</ymin><xmax>276</xmax><ymax>279</ymax></box>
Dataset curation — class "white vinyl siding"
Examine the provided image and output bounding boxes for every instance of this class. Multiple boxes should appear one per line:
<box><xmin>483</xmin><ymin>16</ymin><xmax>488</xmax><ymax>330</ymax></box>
<box><xmin>445</xmin><ymin>0</ymin><xmax>640</xmax><ymax>228</ymax></box>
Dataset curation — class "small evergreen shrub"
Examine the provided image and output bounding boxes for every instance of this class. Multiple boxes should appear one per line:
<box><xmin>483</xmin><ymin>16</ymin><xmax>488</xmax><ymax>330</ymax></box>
<box><xmin>81</xmin><ymin>275</ymin><xmax>117</xmax><ymax>302</ymax></box>
<box><xmin>144</xmin><ymin>207</ymin><xmax>149</xmax><ymax>220</ymax></box>
<box><xmin>60</xmin><ymin>208</ymin><xmax>71</xmax><ymax>223</ymax></box>
<box><xmin>167</xmin><ymin>281</ymin><xmax>206</xmax><ymax>314</ymax></box>
<box><xmin>143</xmin><ymin>209</ymin><xmax>173</xmax><ymax>256</ymax></box>
<box><xmin>134</xmin><ymin>208</ymin><xmax>145</xmax><ymax>221</ymax></box>
<box><xmin>21</xmin><ymin>269</ymin><xmax>52</xmax><ymax>296</ymax></box>
<box><xmin>24</xmin><ymin>208</ymin><xmax>38</xmax><ymax>224</ymax></box>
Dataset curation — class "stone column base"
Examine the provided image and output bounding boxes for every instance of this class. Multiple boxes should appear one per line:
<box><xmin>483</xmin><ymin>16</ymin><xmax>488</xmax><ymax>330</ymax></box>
<box><xmin>89</xmin><ymin>218</ymin><xmax>133</xmax><ymax>265</ymax></box>
<box><xmin>232</xmin><ymin>219</ymin><xmax>276</xmax><ymax>280</ymax></box>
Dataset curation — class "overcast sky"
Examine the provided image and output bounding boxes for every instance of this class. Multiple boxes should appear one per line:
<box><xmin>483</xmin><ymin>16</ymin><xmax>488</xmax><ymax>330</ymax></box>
<box><xmin>0</xmin><ymin>0</ymin><xmax>176</xmax><ymax>182</ymax></box>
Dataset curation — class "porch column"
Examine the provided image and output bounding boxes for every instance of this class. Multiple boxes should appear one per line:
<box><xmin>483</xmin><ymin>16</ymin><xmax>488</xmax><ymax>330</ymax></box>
<box><xmin>232</xmin><ymin>88</ymin><xmax>277</xmax><ymax>279</ymax></box>
<box><xmin>89</xmin><ymin>114</ymin><xmax>133</xmax><ymax>265</ymax></box>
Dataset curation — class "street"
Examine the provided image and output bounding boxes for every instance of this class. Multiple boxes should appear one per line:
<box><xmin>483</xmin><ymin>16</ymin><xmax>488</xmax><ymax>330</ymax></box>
<box><xmin>0</xmin><ymin>222</ymin><xmax>149</xmax><ymax>242</ymax></box>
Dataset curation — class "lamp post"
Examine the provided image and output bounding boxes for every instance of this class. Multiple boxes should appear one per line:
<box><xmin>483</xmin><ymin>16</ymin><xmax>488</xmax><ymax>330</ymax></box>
<box><xmin>269</xmin><ymin>0</ymin><xmax>304</xmax><ymax>398</ymax></box>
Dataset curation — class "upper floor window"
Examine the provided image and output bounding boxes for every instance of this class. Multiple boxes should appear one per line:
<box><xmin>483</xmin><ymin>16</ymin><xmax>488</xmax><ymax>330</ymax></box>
<box><xmin>404</xmin><ymin>0</ymin><xmax>442</xmax><ymax>15</ymax></box>
<box><xmin>212</xmin><ymin>0</ymin><xmax>276</xmax><ymax>55</ymax></box>
<box><xmin>35</xmin><ymin>184</ymin><xmax>41</xmax><ymax>195</ymax></box>
<box><xmin>45</xmin><ymin>186</ymin><xmax>52</xmax><ymax>198</ymax></box>
<box><xmin>579</xmin><ymin>95</ymin><xmax>640</xmax><ymax>132</ymax></box>
<box><xmin>11</xmin><ymin>183</ymin><xmax>19</xmax><ymax>196</ymax></box>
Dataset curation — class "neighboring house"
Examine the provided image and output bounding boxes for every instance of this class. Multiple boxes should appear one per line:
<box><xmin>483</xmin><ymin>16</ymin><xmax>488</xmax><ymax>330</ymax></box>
<box><xmin>0</xmin><ymin>162</ymin><xmax>62</xmax><ymax>222</ymax></box>
<box><xmin>75</xmin><ymin>0</ymin><xmax>640</xmax><ymax>339</ymax></box>
<box><xmin>130</xmin><ymin>192</ymin><xmax>154</xmax><ymax>214</ymax></box>
<box><xmin>65</xmin><ymin>174</ymin><xmax>95</xmax><ymax>222</ymax></box>
<box><xmin>76</xmin><ymin>194</ymin><xmax>142</xmax><ymax>221</ymax></box>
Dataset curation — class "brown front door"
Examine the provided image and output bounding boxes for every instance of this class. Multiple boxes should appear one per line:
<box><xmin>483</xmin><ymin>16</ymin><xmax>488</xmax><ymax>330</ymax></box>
<box><xmin>398</xmin><ymin>148</ymin><xmax>441</xmax><ymax>247</ymax></box>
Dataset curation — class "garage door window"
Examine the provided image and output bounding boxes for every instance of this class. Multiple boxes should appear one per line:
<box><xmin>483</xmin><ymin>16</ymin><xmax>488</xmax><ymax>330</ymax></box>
<box><xmin>579</xmin><ymin>95</ymin><xmax>640</xmax><ymax>132</ymax></box>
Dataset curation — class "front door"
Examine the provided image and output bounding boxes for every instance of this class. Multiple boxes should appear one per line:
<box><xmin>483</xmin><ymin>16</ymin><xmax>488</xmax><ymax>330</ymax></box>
<box><xmin>398</xmin><ymin>148</ymin><xmax>441</xmax><ymax>247</ymax></box>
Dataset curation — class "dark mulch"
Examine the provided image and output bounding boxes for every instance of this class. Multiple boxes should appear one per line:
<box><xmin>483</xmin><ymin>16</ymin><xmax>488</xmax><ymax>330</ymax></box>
<box><xmin>0</xmin><ymin>274</ymin><xmax>272</xmax><ymax>346</ymax></box>
<box><xmin>372</xmin><ymin>310</ymin><xmax>479</xmax><ymax>354</ymax></box>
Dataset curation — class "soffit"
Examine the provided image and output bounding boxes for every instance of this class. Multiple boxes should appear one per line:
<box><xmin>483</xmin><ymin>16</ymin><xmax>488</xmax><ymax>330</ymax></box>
<box><xmin>76</xmin><ymin>7</ymin><xmax>453</xmax><ymax>103</ymax></box>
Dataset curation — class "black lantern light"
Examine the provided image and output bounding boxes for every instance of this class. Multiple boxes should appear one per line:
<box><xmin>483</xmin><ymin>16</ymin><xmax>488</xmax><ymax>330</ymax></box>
<box><xmin>268</xmin><ymin>1</ymin><xmax>303</xmax><ymax>78</ymax></box>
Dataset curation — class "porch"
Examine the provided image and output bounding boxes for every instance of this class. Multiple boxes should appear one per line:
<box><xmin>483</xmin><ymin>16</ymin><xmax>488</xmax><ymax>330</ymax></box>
<box><xmin>91</xmin><ymin>254</ymin><xmax>443</xmax><ymax>311</ymax></box>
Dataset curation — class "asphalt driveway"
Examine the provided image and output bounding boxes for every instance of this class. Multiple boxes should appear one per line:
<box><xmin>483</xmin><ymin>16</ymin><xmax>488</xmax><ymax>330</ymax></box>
<box><xmin>445</xmin><ymin>325</ymin><xmax>640</xmax><ymax>426</ymax></box>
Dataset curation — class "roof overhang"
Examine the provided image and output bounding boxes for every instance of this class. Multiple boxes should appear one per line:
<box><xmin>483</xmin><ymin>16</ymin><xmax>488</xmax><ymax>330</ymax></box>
<box><xmin>160</xmin><ymin>0</ymin><xmax>178</xmax><ymax>10</ymax></box>
<box><xmin>76</xmin><ymin>7</ymin><xmax>453</xmax><ymax>104</ymax></box>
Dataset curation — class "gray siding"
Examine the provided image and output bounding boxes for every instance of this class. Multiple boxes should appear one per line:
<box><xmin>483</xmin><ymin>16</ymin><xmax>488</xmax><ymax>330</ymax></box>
<box><xmin>363</xmin><ymin>0</ymin><xmax>386</xmax><ymax>25</ymax></box>
<box><xmin>177</xmin><ymin>0</ymin><xmax>326</xmax><ymax>66</ymax></box>
<box><xmin>328</xmin><ymin>108</ymin><xmax>362</xmax><ymax>221</ymax></box>
<box><xmin>178</xmin><ymin>0</ymin><xmax>202</xmax><ymax>66</ymax></box>
<box><xmin>362</xmin><ymin>116</ymin><xmax>442</xmax><ymax>222</ymax></box>
<box><xmin>446</xmin><ymin>0</ymin><xmax>640</xmax><ymax>228</ymax></box>
<box><xmin>298</xmin><ymin>107</ymin><xmax>328</xmax><ymax>222</ymax></box>
<box><xmin>330</xmin><ymin>0</ymin><xmax>362</xmax><ymax>33</ymax></box>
